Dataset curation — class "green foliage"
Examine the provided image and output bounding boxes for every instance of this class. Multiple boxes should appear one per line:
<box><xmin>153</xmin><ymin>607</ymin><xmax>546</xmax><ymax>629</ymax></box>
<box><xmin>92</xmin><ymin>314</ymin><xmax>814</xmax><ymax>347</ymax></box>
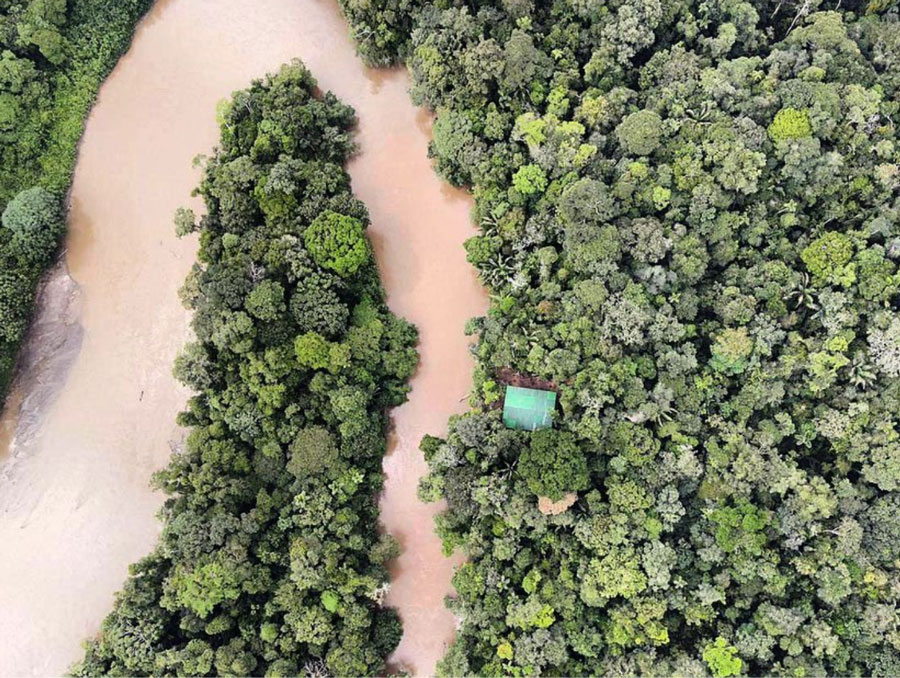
<box><xmin>173</xmin><ymin>207</ymin><xmax>196</xmax><ymax>237</ymax></box>
<box><xmin>288</xmin><ymin>426</ymin><xmax>338</xmax><ymax>476</ymax></box>
<box><xmin>703</xmin><ymin>637</ymin><xmax>743</xmax><ymax>677</ymax></box>
<box><xmin>72</xmin><ymin>62</ymin><xmax>415</xmax><ymax>677</ymax></box>
<box><xmin>709</xmin><ymin>327</ymin><xmax>754</xmax><ymax>375</ymax></box>
<box><xmin>1</xmin><ymin>185</ymin><xmax>64</xmax><ymax>264</ymax></box>
<box><xmin>245</xmin><ymin>279</ymin><xmax>285</xmax><ymax>321</ymax></box>
<box><xmin>768</xmin><ymin>108</ymin><xmax>812</xmax><ymax>142</ymax></box>
<box><xmin>289</xmin><ymin>274</ymin><xmax>348</xmax><ymax>338</ymax></box>
<box><xmin>321</xmin><ymin>590</ymin><xmax>340</xmax><ymax>613</ymax></box>
<box><xmin>519</xmin><ymin>429</ymin><xmax>588</xmax><ymax>500</ymax></box>
<box><xmin>340</xmin><ymin>0</ymin><xmax>900</xmax><ymax>675</ymax></box>
<box><xmin>167</xmin><ymin>559</ymin><xmax>243</xmax><ymax>619</ymax></box>
<box><xmin>801</xmin><ymin>231</ymin><xmax>855</xmax><ymax>285</ymax></box>
<box><xmin>707</xmin><ymin>500</ymin><xmax>768</xmax><ymax>554</ymax></box>
<box><xmin>304</xmin><ymin>209</ymin><xmax>369</xmax><ymax>277</ymax></box>
<box><xmin>616</xmin><ymin>110</ymin><xmax>664</xmax><ymax>156</ymax></box>
<box><xmin>511</xmin><ymin>163</ymin><xmax>547</xmax><ymax>196</ymax></box>
<box><xmin>294</xmin><ymin>331</ymin><xmax>334</xmax><ymax>370</ymax></box>
<box><xmin>581</xmin><ymin>551</ymin><xmax>648</xmax><ymax>605</ymax></box>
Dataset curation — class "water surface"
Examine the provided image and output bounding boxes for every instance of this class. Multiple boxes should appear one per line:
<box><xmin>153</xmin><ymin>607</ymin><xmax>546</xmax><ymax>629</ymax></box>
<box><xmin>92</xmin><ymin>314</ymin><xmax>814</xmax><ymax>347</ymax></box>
<box><xmin>0</xmin><ymin>1</ymin><xmax>486</xmax><ymax>675</ymax></box>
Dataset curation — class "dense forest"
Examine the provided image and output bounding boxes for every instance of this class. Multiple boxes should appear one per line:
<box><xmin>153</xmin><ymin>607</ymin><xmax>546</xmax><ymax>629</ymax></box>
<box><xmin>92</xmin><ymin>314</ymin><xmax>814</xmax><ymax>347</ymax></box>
<box><xmin>337</xmin><ymin>0</ymin><xmax>900</xmax><ymax>676</ymax></box>
<box><xmin>72</xmin><ymin>62</ymin><xmax>418</xmax><ymax>676</ymax></box>
<box><xmin>0</xmin><ymin>0</ymin><xmax>153</xmax><ymax>397</ymax></box>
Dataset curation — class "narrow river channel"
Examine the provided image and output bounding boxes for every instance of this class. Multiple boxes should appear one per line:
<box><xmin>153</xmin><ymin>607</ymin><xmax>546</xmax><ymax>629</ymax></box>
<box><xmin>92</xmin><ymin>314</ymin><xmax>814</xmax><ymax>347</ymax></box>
<box><xmin>0</xmin><ymin>1</ymin><xmax>487</xmax><ymax>675</ymax></box>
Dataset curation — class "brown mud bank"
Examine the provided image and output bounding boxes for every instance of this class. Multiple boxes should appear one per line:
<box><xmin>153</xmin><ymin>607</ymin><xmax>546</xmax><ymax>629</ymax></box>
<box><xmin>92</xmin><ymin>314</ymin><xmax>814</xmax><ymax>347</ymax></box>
<box><xmin>0</xmin><ymin>1</ymin><xmax>486</xmax><ymax>676</ymax></box>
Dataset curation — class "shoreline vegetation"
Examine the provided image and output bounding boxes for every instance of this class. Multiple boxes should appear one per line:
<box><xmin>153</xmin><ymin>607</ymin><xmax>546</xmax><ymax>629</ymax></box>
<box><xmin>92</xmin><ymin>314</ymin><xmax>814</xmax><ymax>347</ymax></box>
<box><xmin>338</xmin><ymin>0</ymin><xmax>900</xmax><ymax>675</ymax></box>
<box><xmin>73</xmin><ymin>62</ymin><xmax>418</xmax><ymax>676</ymax></box>
<box><xmin>0</xmin><ymin>0</ymin><xmax>154</xmax><ymax>399</ymax></box>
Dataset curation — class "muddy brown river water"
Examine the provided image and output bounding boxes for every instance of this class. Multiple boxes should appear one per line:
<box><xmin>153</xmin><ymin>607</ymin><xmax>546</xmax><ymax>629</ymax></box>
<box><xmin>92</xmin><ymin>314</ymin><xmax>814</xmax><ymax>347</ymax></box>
<box><xmin>0</xmin><ymin>1</ymin><xmax>487</xmax><ymax>675</ymax></box>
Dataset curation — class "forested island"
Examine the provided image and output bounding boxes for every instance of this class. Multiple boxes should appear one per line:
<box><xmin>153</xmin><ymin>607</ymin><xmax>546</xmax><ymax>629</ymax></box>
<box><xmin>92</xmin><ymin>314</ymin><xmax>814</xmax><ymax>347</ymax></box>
<box><xmin>1</xmin><ymin>0</ymin><xmax>899</xmax><ymax>676</ymax></box>
<box><xmin>70</xmin><ymin>62</ymin><xmax>420</xmax><ymax>675</ymax></box>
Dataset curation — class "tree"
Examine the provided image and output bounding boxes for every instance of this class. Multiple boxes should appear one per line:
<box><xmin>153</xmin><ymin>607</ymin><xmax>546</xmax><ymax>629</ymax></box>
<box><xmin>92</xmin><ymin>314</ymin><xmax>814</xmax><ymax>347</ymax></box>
<box><xmin>0</xmin><ymin>269</ymin><xmax>32</xmax><ymax>343</ymax></box>
<box><xmin>518</xmin><ymin>429</ymin><xmax>588</xmax><ymax>500</ymax></box>
<box><xmin>1</xmin><ymin>185</ymin><xmax>64</xmax><ymax>264</ymax></box>
<box><xmin>165</xmin><ymin>558</ymin><xmax>243</xmax><ymax>619</ymax></box>
<box><xmin>868</xmin><ymin>319</ymin><xmax>900</xmax><ymax>377</ymax></box>
<box><xmin>768</xmin><ymin>108</ymin><xmax>812</xmax><ymax>142</ymax></box>
<box><xmin>703</xmin><ymin>638</ymin><xmax>743</xmax><ymax>678</ymax></box>
<box><xmin>245</xmin><ymin>279</ymin><xmax>286</xmax><ymax>321</ymax></box>
<box><xmin>304</xmin><ymin>209</ymin><xmax>369</xmax><ymax>277</ymax></box>
<box><xmin>616</xmin><ymin>110</ymin><xmax>663</xmax><ymax>156</ymax></box>
<box><xmin>288</xmin><ymin>426</ymin><xmax>339</xmax><ymax>476</ymax></box>
<box><xmin>290</xmin><ymin>274</ymin><xmax>348</xmax><ymax>337</ymax></box>
<box><xmin>801</xmin><ymin>231</ymin><xmax>855</xmax><ymax>286</ymax></box>
<box><xmin>511</xmin><ymin>163</ymin><xmax>547</xmax><ymax>196</ymax></box>
<box><xmin>709</xmin><ymin>327</ymin><xmax>754</xmax><ymax>375</ymax></box>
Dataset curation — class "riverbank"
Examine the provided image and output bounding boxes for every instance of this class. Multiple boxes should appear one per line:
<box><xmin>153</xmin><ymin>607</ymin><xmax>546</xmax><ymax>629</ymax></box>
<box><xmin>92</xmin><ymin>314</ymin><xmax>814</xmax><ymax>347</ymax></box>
<box><xmin>0</xmin><ymin>0</ymin><xmax>154</xmax><ymax>408</ymax></box>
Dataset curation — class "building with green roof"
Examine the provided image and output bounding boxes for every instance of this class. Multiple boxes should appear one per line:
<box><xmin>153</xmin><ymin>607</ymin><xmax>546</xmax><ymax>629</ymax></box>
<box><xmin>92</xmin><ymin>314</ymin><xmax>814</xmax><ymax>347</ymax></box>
<box><xmin>502</xmin><ymin>386</ymin><xmax>556</xmax><ymax>431</ymax></box>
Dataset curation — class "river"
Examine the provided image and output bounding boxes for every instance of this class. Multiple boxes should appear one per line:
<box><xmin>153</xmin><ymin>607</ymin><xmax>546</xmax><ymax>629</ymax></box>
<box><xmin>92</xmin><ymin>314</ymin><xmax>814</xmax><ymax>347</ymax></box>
<box><xmin>0</xmin><ymin>1</ymin><xmax>487</xmax><ymax>675</ymax></box>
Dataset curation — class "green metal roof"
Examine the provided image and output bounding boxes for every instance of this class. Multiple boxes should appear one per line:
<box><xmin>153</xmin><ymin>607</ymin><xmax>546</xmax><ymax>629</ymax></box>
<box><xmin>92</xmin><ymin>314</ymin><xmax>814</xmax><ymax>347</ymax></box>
<box><xmin>503</xmin><ymin>386</ymin><xmax>556</xmax><ymax>431</ymax></box>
